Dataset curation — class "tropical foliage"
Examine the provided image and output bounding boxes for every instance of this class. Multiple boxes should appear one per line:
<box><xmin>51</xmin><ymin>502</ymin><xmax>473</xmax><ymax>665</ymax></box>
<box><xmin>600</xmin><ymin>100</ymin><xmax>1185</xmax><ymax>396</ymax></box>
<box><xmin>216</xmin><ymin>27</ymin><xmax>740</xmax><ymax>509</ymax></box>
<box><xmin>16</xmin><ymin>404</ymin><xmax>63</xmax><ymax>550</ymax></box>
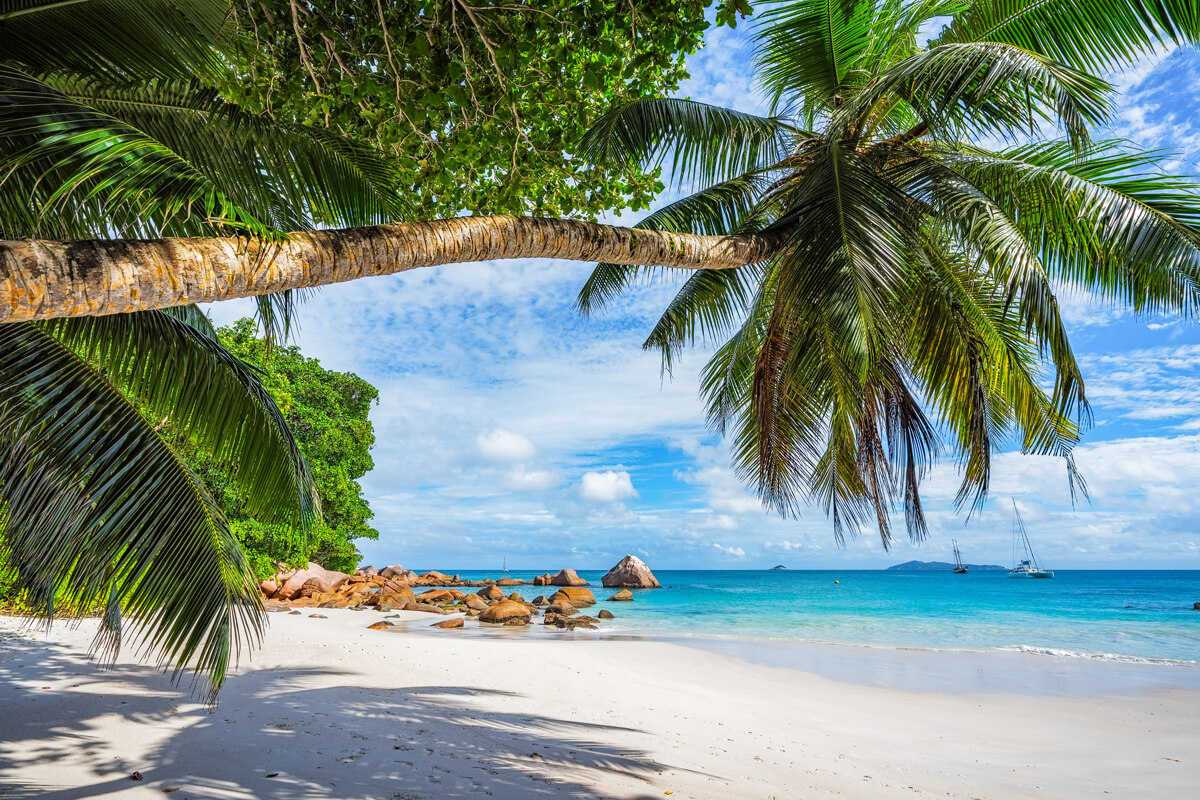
<box><xmin>177</xmin><ymin>320</ymin><xmax>380</xmax><ymax>578</ymax></box>
<box><xmin>0</xmin><ymin>0</ymin><xmax>400</xmax><ymax>697</ymax></box>
<box><xmin>580</xmin><ymin>0</ymin><xmax>1200</xmax><ymax>547</ymax></box>
<box><xmin>222</xmin><ymin>0</ymin><xmax>729</xmax><ymax>220</ymax></box>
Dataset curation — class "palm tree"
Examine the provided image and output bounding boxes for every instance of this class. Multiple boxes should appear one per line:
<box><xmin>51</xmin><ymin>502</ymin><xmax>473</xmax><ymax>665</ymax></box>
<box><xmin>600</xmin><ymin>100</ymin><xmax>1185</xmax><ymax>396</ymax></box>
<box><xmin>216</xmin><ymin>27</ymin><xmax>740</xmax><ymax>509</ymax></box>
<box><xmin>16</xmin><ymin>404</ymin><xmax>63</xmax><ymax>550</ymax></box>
<box><xmin>0</xmin><ymin>0</ymin><xmax>403</xmax><ymax>697</ymax></box>
<box><xmin>575</xmin><ymin>0</ymin><xmax>1200</xmax><ymax>545</ymax></box>
<box><xmin>2</xmin><ymin>0</ymin><xmax>1200</xmax><ymax>555</ymax></box>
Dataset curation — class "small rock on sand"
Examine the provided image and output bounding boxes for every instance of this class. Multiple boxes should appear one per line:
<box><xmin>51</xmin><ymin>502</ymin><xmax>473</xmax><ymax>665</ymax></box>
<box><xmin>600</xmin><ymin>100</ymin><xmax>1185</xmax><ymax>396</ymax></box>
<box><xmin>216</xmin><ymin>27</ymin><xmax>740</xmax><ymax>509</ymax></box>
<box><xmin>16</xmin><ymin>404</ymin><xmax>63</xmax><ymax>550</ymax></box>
<box><xmin>478</xmin><ymin>600</ymin><xmax>531</xmax><ymax>626</ymax></box>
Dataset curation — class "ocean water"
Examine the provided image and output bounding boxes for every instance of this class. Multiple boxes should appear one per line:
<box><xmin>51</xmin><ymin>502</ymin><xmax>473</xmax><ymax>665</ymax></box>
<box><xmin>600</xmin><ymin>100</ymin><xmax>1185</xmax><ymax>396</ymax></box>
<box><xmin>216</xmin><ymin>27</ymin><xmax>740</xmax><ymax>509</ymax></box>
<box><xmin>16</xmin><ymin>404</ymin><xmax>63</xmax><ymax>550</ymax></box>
<box><xmin>430</xmin><ymin>569</ymin><xmax>1200</xmax><ymax>664</ymax></box>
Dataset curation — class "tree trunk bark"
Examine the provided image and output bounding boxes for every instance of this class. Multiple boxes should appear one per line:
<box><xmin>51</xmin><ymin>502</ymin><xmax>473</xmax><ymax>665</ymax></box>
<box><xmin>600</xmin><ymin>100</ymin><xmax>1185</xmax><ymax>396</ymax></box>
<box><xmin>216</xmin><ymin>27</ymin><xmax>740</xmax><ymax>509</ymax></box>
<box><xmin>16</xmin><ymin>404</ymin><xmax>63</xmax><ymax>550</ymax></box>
<box><xmin>0</xmin><ymin>215</ymin><xmax>787</xmax><ymax>323</ymax></box>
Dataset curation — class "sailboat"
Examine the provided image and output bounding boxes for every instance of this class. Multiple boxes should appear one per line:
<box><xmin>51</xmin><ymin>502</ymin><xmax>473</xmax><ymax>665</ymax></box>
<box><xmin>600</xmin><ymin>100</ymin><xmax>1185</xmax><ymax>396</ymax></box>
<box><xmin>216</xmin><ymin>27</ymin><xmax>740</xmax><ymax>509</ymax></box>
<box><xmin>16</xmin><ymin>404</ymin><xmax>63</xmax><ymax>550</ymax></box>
<box><xmin>502</xmin><ymin>557</ymin><xmax>509</xmax><ymax>573</ymax></box>
<box><xmin>1008</xmin><ymin>499</ymin><xmax>1053</xmax><ymax>578</ymax></box>
<box><xmin>952</xmin><ymin>540</ymin><xmax>968</xmax><ymax>574</ymax></box>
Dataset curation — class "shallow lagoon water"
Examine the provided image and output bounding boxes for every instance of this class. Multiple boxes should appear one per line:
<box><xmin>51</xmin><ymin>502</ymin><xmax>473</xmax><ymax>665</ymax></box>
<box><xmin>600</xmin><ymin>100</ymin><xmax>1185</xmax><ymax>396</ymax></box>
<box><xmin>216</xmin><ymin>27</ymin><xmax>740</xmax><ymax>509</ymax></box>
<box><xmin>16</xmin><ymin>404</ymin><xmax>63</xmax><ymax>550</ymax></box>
<box><xmin>423</xmin><ymin>569</ymin><xmax>1200</xmax><ymax>664</ymax></box>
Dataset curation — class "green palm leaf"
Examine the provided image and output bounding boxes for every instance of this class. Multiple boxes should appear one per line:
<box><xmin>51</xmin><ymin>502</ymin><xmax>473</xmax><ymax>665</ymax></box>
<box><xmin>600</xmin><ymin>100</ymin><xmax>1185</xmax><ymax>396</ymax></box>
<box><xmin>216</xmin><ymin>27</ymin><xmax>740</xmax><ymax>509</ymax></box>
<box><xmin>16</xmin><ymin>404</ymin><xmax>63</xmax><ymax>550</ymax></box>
<box><xmin>42</xmin><ymin>311</ymin><xmax>320</xmax><ymax>524</ymax></box>
<box><xmin>839</xmin><ymin>41</ymin><xmax>1112</xmax><ymax>146</ymax></box>
<box><xmin>893</xmin><ymin>152</ymin><xmax>1089</xmax><ymax>418</ymax></box>
<box><xmin>0</xmin><ymin>68</ymin><xmax>406</xmax><ymax>240</ymax></box>
<box><xmin>0</xmin><ymin>0</ymin><xmax>227</xmax><ymax>80</ymax></box>
<box><xmin>577</xmin><ymin>174</ymin><xmax>770</xmax><ymax>316</ymax></box>
<box><xmin>753</xmin><ymin>0</ymin><xmax>883</xmax><ymax>119</ymax></box>
<box><xmin>643</xmin><ymin>264</ymin><xmax>766</xmax><ymax>374</ymax></box>
<box><xmin>0</xmin><ymin>321</ymin><xmax>264</xmax><ymax>700</ymax></box>
<box><xmin>937</xmin><ymin>0</ymin><xmax>1200</xmax><ymax>73</ymax></box>
<box><xmin>936</xmin><ymin>142</ymin><xmax>1200</xmax><ymax>316</ymax></box>
<box><xmin>580</xmin><ymin>98</ymin><xmax>795</xmax><ymax>190</ymax></box>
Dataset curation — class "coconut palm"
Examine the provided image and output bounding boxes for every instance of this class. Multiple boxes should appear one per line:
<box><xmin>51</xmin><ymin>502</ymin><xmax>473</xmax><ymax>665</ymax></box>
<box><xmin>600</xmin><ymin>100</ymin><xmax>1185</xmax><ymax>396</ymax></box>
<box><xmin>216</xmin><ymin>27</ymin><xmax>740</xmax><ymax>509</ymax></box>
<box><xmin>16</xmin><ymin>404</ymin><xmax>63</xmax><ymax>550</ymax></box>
<box><xmin>0</xmin><ymin>0</ymin><xmax>402</xmax><ymax>696</ymax></box>
<box><xmin>575</xmin><ymin>0</ymin><xmax>1200</xmax><ymax>546</ymax></box>
<box><xmin>3</xmin><ymin>0</ymin><xmax>1200</xmax><ymax>560</ymax></box>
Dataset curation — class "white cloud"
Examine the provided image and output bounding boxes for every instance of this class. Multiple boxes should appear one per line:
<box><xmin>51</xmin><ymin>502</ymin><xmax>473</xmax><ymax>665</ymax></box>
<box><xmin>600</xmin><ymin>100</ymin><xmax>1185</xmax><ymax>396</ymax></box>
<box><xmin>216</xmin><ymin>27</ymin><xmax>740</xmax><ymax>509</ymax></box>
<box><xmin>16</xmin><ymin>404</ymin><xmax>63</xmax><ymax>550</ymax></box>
<box><xmin>579</xmin><ymin>470</ymin><xmax>638</xmax><ymax>503</ymax></box>
<box><xmin>697</xmin><ymin>514</ymin><xmax>739</xmax><ymax>531</ymax></box>
<box><xmin>765</xmin><ymin>540</ymin><xmax>811</xmax><ymax>551</ymax></box>
<box><xmin>502</xmin><ymin>466</ymin><xmax>559</xmax><ymax>492</ymax></box>
<box><xmin>477</xmin><ymin>429</ymin><xmax>537</xmax><ymax>462</ymax></box>
<box><xmin>711</xmin><ymin>543</ymin><xmax>746</xmax><ymax>558</ymax></box>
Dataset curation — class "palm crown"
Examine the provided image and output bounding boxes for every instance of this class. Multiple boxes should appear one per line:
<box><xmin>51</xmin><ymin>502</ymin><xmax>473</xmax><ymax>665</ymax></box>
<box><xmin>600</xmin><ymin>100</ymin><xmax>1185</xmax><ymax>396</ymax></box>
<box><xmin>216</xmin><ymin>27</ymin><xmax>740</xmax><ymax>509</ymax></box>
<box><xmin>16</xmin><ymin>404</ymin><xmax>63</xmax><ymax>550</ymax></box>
<box><xmin>580</xmin><ymin>0</ymin><xmax>1200</xmax><ymax>547</ymax></box>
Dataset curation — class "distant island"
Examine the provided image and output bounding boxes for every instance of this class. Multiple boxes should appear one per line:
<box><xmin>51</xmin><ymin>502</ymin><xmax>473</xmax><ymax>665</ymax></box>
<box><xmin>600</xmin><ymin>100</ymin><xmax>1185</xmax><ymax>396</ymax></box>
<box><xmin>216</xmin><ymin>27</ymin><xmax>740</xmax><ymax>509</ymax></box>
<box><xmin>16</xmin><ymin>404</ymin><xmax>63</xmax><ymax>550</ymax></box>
<box><xmin>770</xmin><ymin>565</ymin><xmax>788</xmax><ymax>570</ymax></box>
<box><xmin>887</xmin><ymin>560</ymin><xmax>1007</xmax><ymax>571</ymax></box>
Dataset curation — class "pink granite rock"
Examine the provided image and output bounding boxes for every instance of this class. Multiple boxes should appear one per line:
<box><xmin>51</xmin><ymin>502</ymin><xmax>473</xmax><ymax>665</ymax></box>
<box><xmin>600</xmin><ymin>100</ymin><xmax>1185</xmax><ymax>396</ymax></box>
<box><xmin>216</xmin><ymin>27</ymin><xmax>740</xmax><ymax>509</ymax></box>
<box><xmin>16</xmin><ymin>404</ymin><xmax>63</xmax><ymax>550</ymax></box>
<box><xmin>274</xmin><ymin>563</ymin><xmax>350</xmax><ymax>600</ymax></box>
<box><xmin>600</xmin><ymin>554</ymin><xmax>661</xmax><ymax>588</ymax></box>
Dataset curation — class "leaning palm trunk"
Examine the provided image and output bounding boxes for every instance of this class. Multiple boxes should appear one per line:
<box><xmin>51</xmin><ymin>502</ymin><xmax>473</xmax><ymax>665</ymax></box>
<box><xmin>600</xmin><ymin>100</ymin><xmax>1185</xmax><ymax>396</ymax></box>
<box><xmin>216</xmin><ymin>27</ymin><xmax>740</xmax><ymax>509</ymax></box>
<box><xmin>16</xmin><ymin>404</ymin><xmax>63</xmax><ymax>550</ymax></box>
<box><xmin>0</xmin><ymin>216</ymin><xmax>787</xmax><ymax>323</ymax></box>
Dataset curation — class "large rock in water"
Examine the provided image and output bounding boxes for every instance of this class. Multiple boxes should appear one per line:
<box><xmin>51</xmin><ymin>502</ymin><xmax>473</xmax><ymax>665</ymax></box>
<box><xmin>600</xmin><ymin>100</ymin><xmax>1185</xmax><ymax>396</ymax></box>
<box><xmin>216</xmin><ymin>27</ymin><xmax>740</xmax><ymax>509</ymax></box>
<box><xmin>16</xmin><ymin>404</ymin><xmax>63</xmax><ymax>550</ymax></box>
<box><xmin>549</xmin><ymin>568</ymin><xmax>589</xmax><ymax>587</ymax></box>
<box><xmin>274</xmin><ymin>563</ymin><xmax>350</xmax><ymax>600</ymax></box>
<box><xmin>478</xmin><ymin>600</ymin><xmax>531</xmax><ymax>626</ymax></box>
<box><xmin>601</xmin><ymin>554</ymin><xmax>661</xmax><ymax>588</ymax></box>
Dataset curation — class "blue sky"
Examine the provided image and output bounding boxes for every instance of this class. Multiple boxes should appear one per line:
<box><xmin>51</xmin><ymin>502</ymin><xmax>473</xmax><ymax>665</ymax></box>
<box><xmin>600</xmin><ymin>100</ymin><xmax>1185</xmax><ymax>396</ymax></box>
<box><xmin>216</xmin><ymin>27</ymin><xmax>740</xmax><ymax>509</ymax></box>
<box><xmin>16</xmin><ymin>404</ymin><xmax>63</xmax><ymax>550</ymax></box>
<box><xmin>209</xmin><ymin>21</ymin><xmax>1200</xmax><ymax>572</ymax></box>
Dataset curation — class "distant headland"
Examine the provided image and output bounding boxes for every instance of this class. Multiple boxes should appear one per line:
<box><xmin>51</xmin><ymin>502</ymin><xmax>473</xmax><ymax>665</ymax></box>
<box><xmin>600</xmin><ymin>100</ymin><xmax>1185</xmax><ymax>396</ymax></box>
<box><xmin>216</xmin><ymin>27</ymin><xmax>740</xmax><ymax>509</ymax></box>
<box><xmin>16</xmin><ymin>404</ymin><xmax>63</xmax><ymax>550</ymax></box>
<box><xmin>887</xmin><ymin>560</ymin><xmax>1007</xmax><ymax>571</ymax></box>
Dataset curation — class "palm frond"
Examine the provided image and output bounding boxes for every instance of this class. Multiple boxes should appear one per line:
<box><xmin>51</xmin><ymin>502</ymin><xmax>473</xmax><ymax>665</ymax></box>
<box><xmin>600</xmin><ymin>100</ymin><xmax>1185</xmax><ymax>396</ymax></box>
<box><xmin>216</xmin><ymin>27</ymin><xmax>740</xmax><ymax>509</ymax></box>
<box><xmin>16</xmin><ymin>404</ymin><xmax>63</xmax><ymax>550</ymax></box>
<box><xmin>643</xmin><ymin>264</ymin><xmax>764</xmax><ymax>374</ymax></box>
<box><xmin>579</xmin><ymin>98</ymin><xmax>795</xmax><ymax>190</ymax></box>
<box><xmin>41</xmin><ymin>311</ymin><xmax>320</xmax><ymax>524</ymax></box>
<box><xmin>161</xmin><ymin>304</ymin><xmax>218</xmax><ymax>338</ymax></box>
<box><xmin>938</xmin><ymin>0</ymin><xmax>1200</xmax><ymax>74</ymax></box>
<box><xmin>752</xmin><ymin>0</ymin><xmax>885</xmax><ymax>120</ymax></box>
<box><xmin>0</xmin><ymin>321</ymin><xmax>263</xmax><ymax>699</ymax></box>
<box><xmin>936</xmin><ymin>142</ymin><xmax>1200</xmax><ymax>317</ymax></box>
<box><xmin>839</xmin><ymin>41</ymin><xmax>1112</xmax><ymax>147</ymax></box>
<box><xmin>905</xmin><ymin>235</ymin><xmax>1085</xmax><ymax>512</ymax></box>
<box><xmin>0</xmin><ymin>0</ymin><xmax>227</xmax><ymax>80</ymax></box>
<box><xmin>895</xmin><ymin>152</ymin><xmax>1090</xmax><ymax>419</ymax></box>
<box><xmin>576</xmin><ymin>174</ymin><xmax>770</xmax><ymax>316</ymax></box>
<box><xmin>0</xmin><ymin>68</ymin><xmax>407</xmax><ymax>240</ymax></box>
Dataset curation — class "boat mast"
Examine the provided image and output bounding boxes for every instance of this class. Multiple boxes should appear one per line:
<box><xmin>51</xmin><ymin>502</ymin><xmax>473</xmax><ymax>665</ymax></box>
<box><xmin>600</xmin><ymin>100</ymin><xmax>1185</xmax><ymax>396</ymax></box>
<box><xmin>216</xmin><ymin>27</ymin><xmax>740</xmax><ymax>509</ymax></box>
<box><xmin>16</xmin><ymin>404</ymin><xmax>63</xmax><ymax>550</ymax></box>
<box><xmin>1012</xmin><ymin>498</ymin><xmax>1041</xmax><ymax>570</ymax></box>
<box><xmin>1011</xmin><ymin>498</ymin><xmax>1019</xmax><ymax>568</ymax></box>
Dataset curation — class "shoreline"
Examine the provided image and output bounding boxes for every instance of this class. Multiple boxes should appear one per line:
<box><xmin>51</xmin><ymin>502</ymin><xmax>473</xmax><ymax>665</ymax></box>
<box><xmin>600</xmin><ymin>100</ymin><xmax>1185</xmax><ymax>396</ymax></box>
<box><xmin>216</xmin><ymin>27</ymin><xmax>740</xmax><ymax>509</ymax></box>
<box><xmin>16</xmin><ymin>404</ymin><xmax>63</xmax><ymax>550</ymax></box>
<box><xmin>3</xmin><ymin>610</ymin><xmax>1198</xmax><ymax>798</ymax></box>
<box><xmin>359</xmin><ymin>608</ymin><xmax>1200</xmax><ymax>697</ymax></box>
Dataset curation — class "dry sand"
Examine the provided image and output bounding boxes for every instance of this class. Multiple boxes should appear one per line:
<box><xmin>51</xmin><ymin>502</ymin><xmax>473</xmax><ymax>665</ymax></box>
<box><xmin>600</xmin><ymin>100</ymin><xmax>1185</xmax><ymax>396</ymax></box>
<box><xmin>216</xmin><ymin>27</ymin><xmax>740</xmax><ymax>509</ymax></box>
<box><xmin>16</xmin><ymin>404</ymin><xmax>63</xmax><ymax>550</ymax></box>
<box><xmin>1</xmin><ymin>609</ymin><xmax>1195</xmax><ymax>799</ymax></box>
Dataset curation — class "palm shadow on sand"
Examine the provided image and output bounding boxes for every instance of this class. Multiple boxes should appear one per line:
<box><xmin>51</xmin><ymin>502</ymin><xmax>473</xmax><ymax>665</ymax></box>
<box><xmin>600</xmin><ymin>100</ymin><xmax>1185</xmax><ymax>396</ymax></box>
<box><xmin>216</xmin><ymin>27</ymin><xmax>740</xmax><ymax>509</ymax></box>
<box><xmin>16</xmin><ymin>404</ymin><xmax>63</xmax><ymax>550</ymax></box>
<box><xmin>0</xmin><ymin>630</ymin><xmax>708</xmax><ymax>799</ymax></box>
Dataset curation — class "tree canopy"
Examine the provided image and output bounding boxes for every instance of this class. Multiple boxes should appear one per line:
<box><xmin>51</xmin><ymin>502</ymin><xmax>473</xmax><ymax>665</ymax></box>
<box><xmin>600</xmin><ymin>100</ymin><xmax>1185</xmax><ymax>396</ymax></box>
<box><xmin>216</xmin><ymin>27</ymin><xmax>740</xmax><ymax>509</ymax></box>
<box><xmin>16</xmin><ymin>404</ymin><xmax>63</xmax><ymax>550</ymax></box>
<box><xmin>221</xmin><ymin>1</ymin><xmax>723</xmax><ymax>220</ymax></box>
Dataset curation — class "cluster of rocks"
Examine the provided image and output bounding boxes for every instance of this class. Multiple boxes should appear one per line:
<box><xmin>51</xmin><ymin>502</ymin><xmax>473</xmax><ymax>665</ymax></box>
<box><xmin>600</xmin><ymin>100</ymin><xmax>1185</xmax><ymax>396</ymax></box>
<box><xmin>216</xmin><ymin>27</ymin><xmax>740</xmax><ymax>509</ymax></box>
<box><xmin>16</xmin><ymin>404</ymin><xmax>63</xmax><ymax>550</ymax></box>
<box><xmin>260</xmin><ymin>554</ymin><xmax>660</xmax><ymax>632</ymax></box>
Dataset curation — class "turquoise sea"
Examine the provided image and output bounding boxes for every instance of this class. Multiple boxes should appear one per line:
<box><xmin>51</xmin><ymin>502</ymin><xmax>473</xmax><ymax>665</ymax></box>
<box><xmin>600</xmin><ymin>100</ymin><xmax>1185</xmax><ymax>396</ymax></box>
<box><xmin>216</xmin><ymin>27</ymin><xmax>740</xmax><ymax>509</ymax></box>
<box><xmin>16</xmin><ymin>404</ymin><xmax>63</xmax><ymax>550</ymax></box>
<box><xmin>430</xmin><ymin>569</ymin><xmax>1200</xmax><ymax>664</ymax></box>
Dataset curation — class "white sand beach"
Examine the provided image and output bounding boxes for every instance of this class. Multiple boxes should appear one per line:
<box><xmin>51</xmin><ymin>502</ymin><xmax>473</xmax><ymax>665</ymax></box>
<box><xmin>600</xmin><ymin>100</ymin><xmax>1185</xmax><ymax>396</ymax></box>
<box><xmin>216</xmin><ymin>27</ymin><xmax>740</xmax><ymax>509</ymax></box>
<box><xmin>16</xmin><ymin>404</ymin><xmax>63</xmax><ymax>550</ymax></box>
<box><xmin>1</xmin><ymin>609</ymin><xmax>1196</xmax><ymax>799</ymax></box>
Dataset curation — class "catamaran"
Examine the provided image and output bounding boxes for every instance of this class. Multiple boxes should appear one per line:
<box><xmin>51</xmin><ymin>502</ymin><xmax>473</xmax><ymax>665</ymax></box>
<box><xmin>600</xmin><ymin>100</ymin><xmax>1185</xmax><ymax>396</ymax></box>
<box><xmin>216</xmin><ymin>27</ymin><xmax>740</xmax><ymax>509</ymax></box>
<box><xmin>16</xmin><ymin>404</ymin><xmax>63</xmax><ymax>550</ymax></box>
<box><xmin>952</xmin><ymin>540</ymin><xmax>968</xmax><ymax>574</ymax></box>
<box><xmin>1009</xmin><ymin>499</ymin><xmax>1053</xmax><ymax>578</ymax></box>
